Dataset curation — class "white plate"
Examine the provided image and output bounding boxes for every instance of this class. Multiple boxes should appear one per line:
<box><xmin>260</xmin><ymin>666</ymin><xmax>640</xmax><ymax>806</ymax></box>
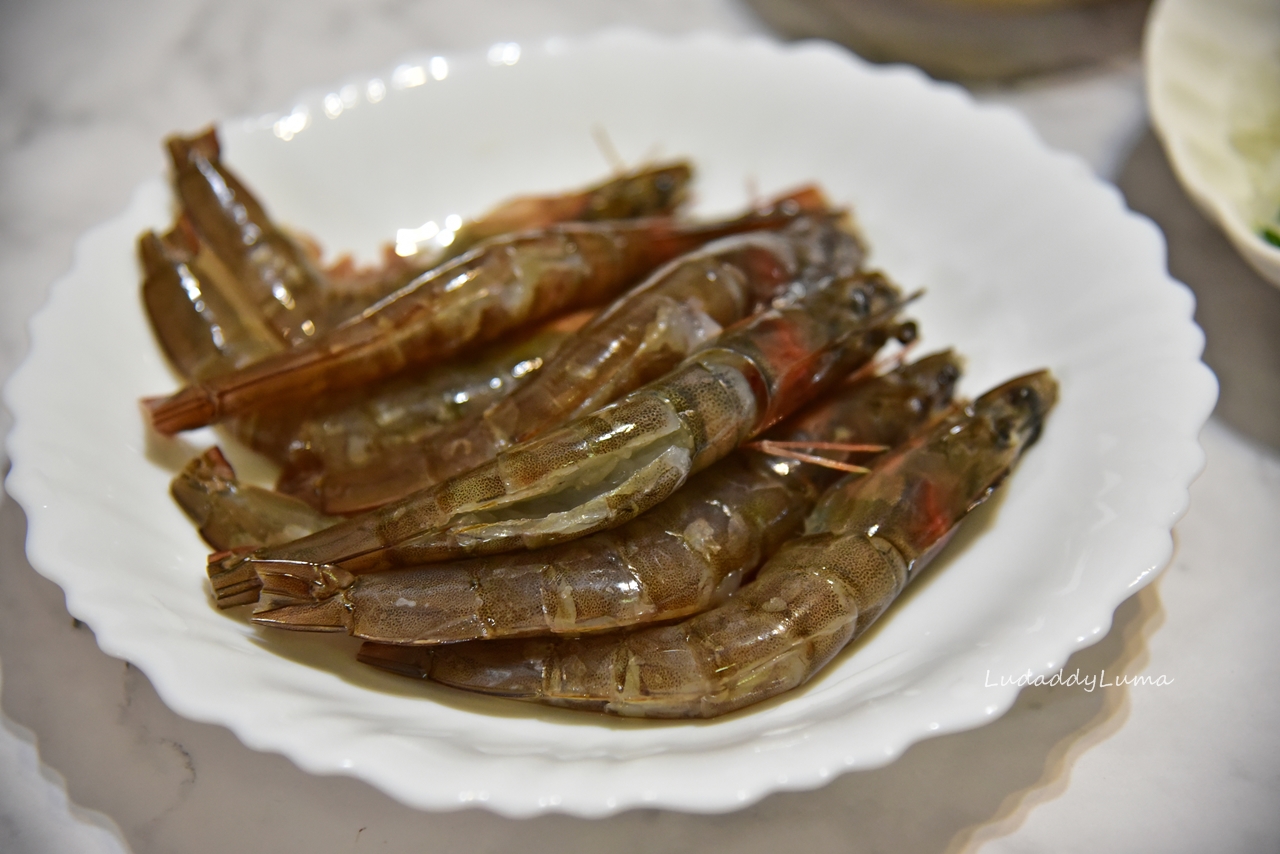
<box><xmin>1146</xmin><ymin>0</ymin><xmax>1280</xmax><ymax>287</ymax></box>
<box><xmin>3</xmin><ymin>31</ymin><xmax>1216</xmax><ymax>817</ymax></box>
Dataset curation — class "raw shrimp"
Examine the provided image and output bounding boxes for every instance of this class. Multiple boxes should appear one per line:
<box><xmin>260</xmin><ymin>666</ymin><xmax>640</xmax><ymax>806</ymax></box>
<box><xmin>207</xmin><ymin>273</ymin><xmax>911</xmax><ymax>607</ymax></box>
<box><xmin>315</xmin><ymin>162</ymin><xmax>694</xmax><ymax>316</ymax></box>
<box><xmin>140</xmin><ymin>221</ymin><xmax>284</xmax><ymax>381</ymax></box>
<box><xmin>235</xmin><ymin>323</ymin><xmax>579</xmax><ymax>477</ymax></box>
<box><xmin>171</xmin><ymin>447</ymin><xmax>337</xmax><ymax>551</ymax></box>
<box><xmin>249</xmin><ymin>352</ymin><xmax>960</xmax><ymax>639</ymax></box>
<box><xmin>433</xmin><ymin>161</ymin><xmax>694</xmax><ymax>262</ymax></box>
<box><xmin>167</xmin><ymin>129</ymin><xmax>329</xmax><ymax>345</ymax></box>
<box><xmin>306</xmin><ymin>214</ymin><xmax>866</xmax><ymax>514</ymax></box>
<box><xmin>359</xmin><ymin>370</ymin><xmax>1056</xmax><ymax>718</ymax></box>
<box><xmin>145</xmin><ymin>190</ymin><xmax>830</xmax><ymax>435</ymax></box>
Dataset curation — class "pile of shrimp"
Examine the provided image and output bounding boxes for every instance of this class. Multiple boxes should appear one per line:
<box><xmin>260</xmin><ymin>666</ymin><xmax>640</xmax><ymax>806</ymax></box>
<box><xmin>142</xmin><ymin>128</ymin><xmax>1056</xmax><ymax>719</ymax></box>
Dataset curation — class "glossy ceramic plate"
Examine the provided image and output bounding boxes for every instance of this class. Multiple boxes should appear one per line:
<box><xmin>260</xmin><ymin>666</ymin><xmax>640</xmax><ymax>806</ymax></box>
<box><xmin>4</xmin><ymin>32</ymin><xmax>1215</xmax><ymax>817</ymax></box>
<box><xmin>1146</xmin><ymin>0</ymin><xmax>1280</xmax><ymax>287</ymax></box>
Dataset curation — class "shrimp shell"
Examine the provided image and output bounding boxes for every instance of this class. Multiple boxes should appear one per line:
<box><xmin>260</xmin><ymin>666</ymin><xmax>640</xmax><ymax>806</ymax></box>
<box><xmin>359</xmin><ymin>370</ymin><xmax>1057</xmax><ymax>718</ymax></box>
<box><xmin>207</xmin><ymin>273</ymin><xmax>908</xmax><ymax>606</ymax></box>
<box><xmin>249</xmin><ymin>352</ymin><xmax>961</xmax><ymax>640</ymax></box>
<box><xmin>140</xmin><ymin>222</ymin><xmax>284</xmax><ymax>381</ymax></box>
<box><xmin>145</xmin><ymin>193</ymin><xmax>828</xmax><ymax>435</ymax></box>
<box><xmin>167</xmin><ymin>128</ymin><xmax>329</xmax><ymax>345</ymax></box>
<box><xmin>237</xmin><ymin>323</ymin><xmax>578</xmax><ymax>480</ymax></box>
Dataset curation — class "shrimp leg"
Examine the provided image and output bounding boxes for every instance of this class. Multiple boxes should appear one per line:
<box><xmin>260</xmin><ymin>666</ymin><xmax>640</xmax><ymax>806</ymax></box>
<box><xmin>145</xmin><ymin>191</ymin><xmax>830</xmax><ymax>435</ymax></box>
<box><xmin>310</xmin><ymin>214</ymin><xmax>866</xmax><ymax>514</ymax></box>
<box><xmin>360</xmin><ymin>370</ymin><xmax>1057</xmax><ymax>718</ymax></box>
<box><xmin>207</xmin><ymin>273</ymin><xmax>911</xmax><ymax>606</ymax></box>
<box><xmin>249</xmin><ymin>352</ymin><xmax>961</xmax><ymax>639</ymax></box>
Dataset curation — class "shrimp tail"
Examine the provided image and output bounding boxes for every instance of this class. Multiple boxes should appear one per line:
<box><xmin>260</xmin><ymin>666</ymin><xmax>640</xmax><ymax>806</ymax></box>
<box><xmin>251</xmin><ymin>562</ymin><xmax>356</xmax><ymax>631</ymax></box>
<box><xmin>206</xmin><ymin>548</ymin><xmax>261</xmax><ymax>607</ymax></box>
<box><xmin>144</xmin><ymin>388</ymin><xmax>216</xmax><ymax>434</ymax></box>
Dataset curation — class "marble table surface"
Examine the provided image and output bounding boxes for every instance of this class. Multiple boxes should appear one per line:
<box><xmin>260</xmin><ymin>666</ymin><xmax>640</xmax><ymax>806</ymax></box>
<box><xmin>2</xmin><ymin>1</ymin><xmax>1279</xmax><ymax>852</ymax></box>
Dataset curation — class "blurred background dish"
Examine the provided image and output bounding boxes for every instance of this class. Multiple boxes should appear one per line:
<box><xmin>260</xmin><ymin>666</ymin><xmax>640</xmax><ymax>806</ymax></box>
<box><xmin>742</xmin><ymin>0</ymin><xmax>1153</xmax><ymax>81</ymax></box>
<box><xmin>1146</xmin><ymin>0</ymin><xmax>1280</xmax><ymax>288</ymax></box>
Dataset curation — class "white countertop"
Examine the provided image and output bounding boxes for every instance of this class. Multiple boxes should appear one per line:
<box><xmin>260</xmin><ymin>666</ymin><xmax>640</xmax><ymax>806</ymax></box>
<box><xmin>2</xmin><ymin>1</ymin><xmax>1278</xmax><ymax>852</ymax></box>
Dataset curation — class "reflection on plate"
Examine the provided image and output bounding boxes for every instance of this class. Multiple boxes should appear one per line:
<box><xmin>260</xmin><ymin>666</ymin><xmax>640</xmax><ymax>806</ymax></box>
<box><xmin>3</xmin><ymin>32</ymin><xmax>1215</xmax><ymax>817</ymax></box>
<box><xmin>1146</xmin><ymin>0</ymin><xmax>1280</xmax><ymax>288</ymax></box>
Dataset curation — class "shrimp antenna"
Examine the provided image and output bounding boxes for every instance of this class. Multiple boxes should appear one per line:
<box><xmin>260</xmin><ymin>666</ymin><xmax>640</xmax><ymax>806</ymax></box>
<box><xmin>895</xmin><ymin>288</ymin><xmax>926</xmax><ymax>311</ymax></box>
<box><xmin>758</xmin><ymin>441</ymin><xmax>888</xmax><ymax>452</ymax></box>
<box><xmin>841</xmin><ymin>353</ymin><xmax>889</xmax><ymax>387</ymax></box>
<box><xmin>839</xmin><ymin>339</ymin><xmax>919</xmax><ymax>388</ymax></box>
<box><xmin>640</xmin><ymin>142</ymin><xmax>666</xmax><ymax>165</ymax></box>
<box><xmin>745</xmin><ymin>440</ymin><xmax>885</xmax><ymax>473</ymax></box>
<box><xmin>850</xmin><ymin>285</ymin><xmax>924</xmax><ymax>329</ymax></box>
<box><xmin>591</xmin><ymin>125</ymin><xmax>627</xmax><ymax>174</ymax></box>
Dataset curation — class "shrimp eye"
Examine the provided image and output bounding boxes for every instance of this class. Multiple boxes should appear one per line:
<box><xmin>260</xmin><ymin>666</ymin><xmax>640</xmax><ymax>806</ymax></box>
<box><xmin>850</xmin><ymin>289</ymin><xmax>868</xmax><ymax>312</ymax></box>
<box><xmin>993</xmin><ymin>416</ymin><xmax>1020</xmax><ymax>446</ymax></box>
<box><xmin>1014</xmin><ymin>385</ymin><xmax>1048</xmax><ymax>421</ymax></box>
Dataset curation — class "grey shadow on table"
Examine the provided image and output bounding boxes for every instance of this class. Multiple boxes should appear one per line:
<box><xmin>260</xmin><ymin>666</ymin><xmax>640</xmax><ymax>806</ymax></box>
<box><xmin>1</xmin><ymin>476</ymin><xmax>1165</xmax><ymax>853</ymax></box>
<box><xmin>1117</xmin><ymin>129</ymin><xmax>1280</xmax><ymax>451</ymax></box>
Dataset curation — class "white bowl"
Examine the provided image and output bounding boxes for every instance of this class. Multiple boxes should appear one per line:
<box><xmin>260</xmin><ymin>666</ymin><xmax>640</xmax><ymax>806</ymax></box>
<box><xmin>1146</xmin><ymin>0</ymin><xmax>1280</xmax><ymax>288</ymax></box>
<box><xmin>3</xmin><ymin>31</ymin><xmax>1216</xmax><ymax>817</ymax></box>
